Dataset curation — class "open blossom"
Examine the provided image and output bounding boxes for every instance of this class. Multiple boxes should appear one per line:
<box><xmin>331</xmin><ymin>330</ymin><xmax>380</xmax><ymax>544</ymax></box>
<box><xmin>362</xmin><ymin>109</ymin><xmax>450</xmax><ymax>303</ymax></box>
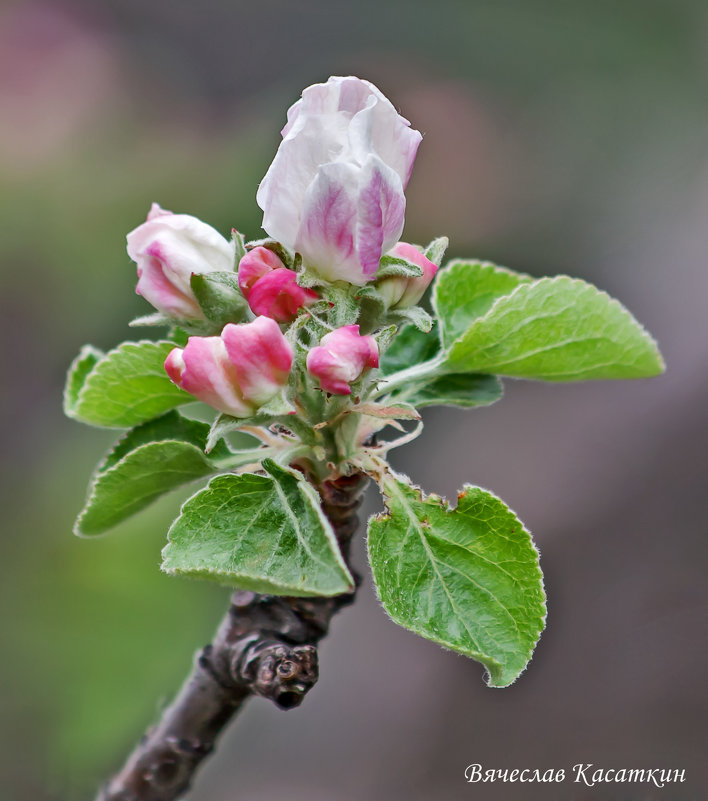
<box><xmin>238</xmin><ymin>246</ymin><xmax>317</xmax><ymax>322</ymax></box>
<box><xmin>376</xmin><ymin>242</ymin><xmax>439</xmax><ymax>309</ymax></box>
<box><xmin>306</xmin><ymin>325</ymin><xmax>379</xmax><ymax>395</ymax></box>
<box><xmin>164</xmin><ymin>316</ymin><xmax>292</xmax><ymax>417</ymax></box>
<box><xmin>127</xmin><ymin>203</ymin><xmax>235</xmax><ymax>319</ymax></box>
<box><xmin>257</xmin><ymin>76</ymin><xmax>422</xmax><ymax>286</ymax></box>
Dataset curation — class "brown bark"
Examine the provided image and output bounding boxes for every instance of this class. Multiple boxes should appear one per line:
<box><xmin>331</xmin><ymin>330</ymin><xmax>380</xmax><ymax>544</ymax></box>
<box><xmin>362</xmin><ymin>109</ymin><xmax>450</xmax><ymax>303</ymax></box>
<box><xmin>96</xmin><ymin>473</ymin><xmax>367</xmax><ymax>801</ymax></box>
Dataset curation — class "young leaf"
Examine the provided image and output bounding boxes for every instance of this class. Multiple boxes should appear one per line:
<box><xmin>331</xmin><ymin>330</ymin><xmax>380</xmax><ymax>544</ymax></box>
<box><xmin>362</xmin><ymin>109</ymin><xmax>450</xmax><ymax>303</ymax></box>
<box><xmin>98</xmin><ymin>411</ymin><xmax>230</xmax><ymax>473</ymax></box>
<box><xmin>63</xmin><ymin>345</ymin><xmax>104</xmax><ymax>418</ymax></box>
<box><xmin>162</xmin><ymin>459</ymin><xmax>355</xmax><ymax>596</ymax></box>
<box><xmin>379</xmin><ymin>323</ymin><xmax>441</xmax><ymax>376</ymax></box>
<box><xmin>76</xmin><ymin>441</ymin><xmax>223</xmax><ymax>537</ymax></box>
<box><xmin>76</xmin><ymin>412</ymin><xmax>235</xmax><ymax>536</ymax></box>
<box><xmin>400</xmin><ymin>373</ymin><xmax>503</xmax><ymax>409</ymax></box>
<box><xmin>433</xmin><ymin>260</ymin><xmax>531</xmax><ymax>347</ymax></box>
<box><xmin>368</xmin><ymin>475</ymin><xmax>546</xmax><ymax>687</ymax></box>
<box><xmin>444</xmin><ymin>276</ymin><xmax>665</xmax><ymax>380</ymax></box>
<box><xmin>68</xmin><ymin>340</ymin><xmax>192</xmax><ymax>428</ymax></box>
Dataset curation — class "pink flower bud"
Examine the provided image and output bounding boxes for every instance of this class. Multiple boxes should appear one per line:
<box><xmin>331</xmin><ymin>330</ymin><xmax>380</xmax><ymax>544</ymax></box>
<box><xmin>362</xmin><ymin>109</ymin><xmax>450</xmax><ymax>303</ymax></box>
<box><xmin>164</xmin><ymin>316</ymin><xmax>293</xmax><ymax>417</ymax></box>
<box><xmin>127</xmin><ymin>203</ymin><xmax>235</xmax><ymax>319</ymax></box>
<box><xmin>257</xmin><ymin>76</ymin><xmax>422</xmax><ymax>286</ymax></box>
<box><xmin>306</xmin><ymin>325</ymin><xmax>379</xmax><ymax>395</ymax></box>
<box><xmin>238</xmin><ymin>246</ymin><xmax>317</xmax><ymax>322</ymax></box>
<box><xmin>376</xmin><ymin>242</ymin><xmax>439</xmax><ymax>309</ymax></box>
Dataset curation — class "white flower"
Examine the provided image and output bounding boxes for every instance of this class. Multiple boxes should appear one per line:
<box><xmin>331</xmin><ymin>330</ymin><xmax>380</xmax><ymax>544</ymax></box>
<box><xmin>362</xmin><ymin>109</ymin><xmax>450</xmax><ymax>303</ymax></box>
<box><xmin>257</xmin><ymin>76</ymin><xmax>422</xmax><ymax>286</ymax></box>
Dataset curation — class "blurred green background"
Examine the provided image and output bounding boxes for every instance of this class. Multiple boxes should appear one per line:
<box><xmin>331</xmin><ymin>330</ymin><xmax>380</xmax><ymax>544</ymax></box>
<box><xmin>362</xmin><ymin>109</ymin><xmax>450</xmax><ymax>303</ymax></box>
<box><xmin>1</xmin><ymin>0</ymin><xmax>706</xmax><ymax>799</ymax></box>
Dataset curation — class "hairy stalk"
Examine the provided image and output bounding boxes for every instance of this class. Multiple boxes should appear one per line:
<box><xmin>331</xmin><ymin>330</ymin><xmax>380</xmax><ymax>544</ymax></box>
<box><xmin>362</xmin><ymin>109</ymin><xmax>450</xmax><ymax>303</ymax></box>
<box><xmin>96</xmin><ymin>473</ymin><xmax>368</xmax><ymax>801</ymax></box>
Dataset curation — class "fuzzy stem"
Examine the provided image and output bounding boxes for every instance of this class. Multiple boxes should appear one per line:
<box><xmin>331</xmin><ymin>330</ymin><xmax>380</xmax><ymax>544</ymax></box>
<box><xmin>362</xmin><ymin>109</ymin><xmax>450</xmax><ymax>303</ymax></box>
<box><xmin>95</xmin><ymin>473</ymin><xmax>368</xmax><ymax>801</ymax></box>
<box><xmin>370</xmin><ymin>355</ymin><xmax>445</xmax><ymax>399</ymax></box>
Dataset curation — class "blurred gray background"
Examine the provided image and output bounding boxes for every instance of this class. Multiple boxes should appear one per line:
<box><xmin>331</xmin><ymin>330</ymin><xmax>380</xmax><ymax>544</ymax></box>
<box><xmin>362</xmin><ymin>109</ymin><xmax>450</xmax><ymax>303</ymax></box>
<box><xmin>1</xmin><ymin>0</ymin><xmax>706</xmax><ymax>799</ymax></box>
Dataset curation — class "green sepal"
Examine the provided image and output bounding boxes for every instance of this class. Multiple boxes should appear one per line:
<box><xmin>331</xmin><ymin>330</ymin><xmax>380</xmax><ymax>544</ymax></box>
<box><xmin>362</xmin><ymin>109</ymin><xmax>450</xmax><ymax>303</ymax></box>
<box><xmin>386</xmin><ymin>306</ymin><xmax>433</xmax><ymax>333</ymax></box>
<box><xmin>231</xmin><ymin>229</ymin><xmax>247</xmax><ymax>265</ymax></box>
<box><xmin>64</xmin><ymin>340</ymin><xmax>192</xmax><ymax>428</ymax></box>
<box><xmin>368</xmin><ymin>474</ymin><xmax>546</xmax><ymax>687</ymax></box>
<box><xmin>244</xmin><ymin>238</ymin><xmax>294</xmax><ymax>269</ymax></box>
<box><xmin>75</xmin><ymin>412</ymin><xmax>232</xmax><ymax>536</ymax></box>
<box><xmin>189</xmin><ymin>271</ymin><xmax>250</xmax><ymax>328</ymax></box>
<box><xmin>129</xmin><ymin>312</ymin><xmax>174</xmax><ymax>329</ymax></box>
<box><xmin>161</xmin><ymin>459</ymin><xmax>355</xmax><ymax>596</ymax></box>
<box><xmin>373</xmin><ymin>324</ymin><xmax>397</xmax><ymax>355</ymax></box>
<box><xmin>376</xmin><ymin>255</ymin><xmax>424</xmax><ymax>280</ymax></box>
<box><xmin>423</xmin><ymin>236</ymin><xmax>449</xmax><ymax>267</ymax></box>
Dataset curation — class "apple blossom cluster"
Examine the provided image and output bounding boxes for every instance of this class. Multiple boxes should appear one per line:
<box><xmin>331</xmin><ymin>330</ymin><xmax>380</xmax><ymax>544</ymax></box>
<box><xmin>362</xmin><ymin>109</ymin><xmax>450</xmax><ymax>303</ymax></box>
<box><xmin>66</xmin><ymin>73</ymin><xmax>664</xmax><ymax>693</ymax></box>
<box><xmin>126</xmin><ymin>76</ymin><xmax>437</xmax><ymax>452</ymax></box>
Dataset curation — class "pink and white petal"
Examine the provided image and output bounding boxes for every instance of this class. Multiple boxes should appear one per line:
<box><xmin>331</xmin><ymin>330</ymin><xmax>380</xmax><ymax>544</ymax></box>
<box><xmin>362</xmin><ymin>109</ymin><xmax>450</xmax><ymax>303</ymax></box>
<box><xmin>169</xmin><ymin>337</ymin><xmax>253</xmax><ymax>417</ymax></box>
<box><xmin>355</xmin><ymin>156</ymin><xmax>406</xmax><ymax>281</ymax></box>
<box><xmin>294</xmin><ymin>161</ymin><xmax>364</xmax><ymax>283</ymax></box>
<box><xmin>136</xmin><ymin>253</ymin><xmax>202</xmax><ymax>319</ymax></box>
<box><xmin>222</xmin><ymin>318</ymin><xmax>293</xmax><ymax>405</ymax></box>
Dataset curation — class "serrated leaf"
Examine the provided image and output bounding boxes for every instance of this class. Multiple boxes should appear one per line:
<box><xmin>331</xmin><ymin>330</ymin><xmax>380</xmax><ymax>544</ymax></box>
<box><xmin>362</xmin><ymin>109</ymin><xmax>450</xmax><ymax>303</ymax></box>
<box><xmin>444</xmin><ymin>276</ymin><xmax>665</xmax><ymax>380</ymax></box>
<box><xmin>76</xmin><ymin>440</ymin><xmax>222</xmax><ymax>536</ymax></box>
<box><xmin>424</xmin><ymin>236</ymin><xmax>449</xmax><ymax>267</ymax></box>
<box><xmin>401</xmin><ymin>373</ymin><xmax>503</xmax><ymax>409</ymax></box>
<box><xmin>69</xmin><ymin>340</ymin><xmax>192</xmax><ymax>428</ymax></box>
<box><xmin>379</xmin><ymin>323</ymin><xmax>442</xmax><ymax>376</ymax></box>
<box><xmin>63</xmin><ymin>345</ymin><xmax>104</xmax><ymax>417</ymax></box>
<box><xmin>433</xmin><ymin>260</ymin><xmax>532</xmax><ymax>347</ymax></box>
<box><xmin>368</xmin><ymin>476</ymin><xmax>546</xmax><ymax>687</ymax></box>
<box><xmin>162</xmin><ymin>459</ymin><xmax>354</xmax><ymax>596</ymax></box>
<box><xmin>98</xmin><ymin>411</ymin><xmax>230</xmax><ymax>473</ymax></box>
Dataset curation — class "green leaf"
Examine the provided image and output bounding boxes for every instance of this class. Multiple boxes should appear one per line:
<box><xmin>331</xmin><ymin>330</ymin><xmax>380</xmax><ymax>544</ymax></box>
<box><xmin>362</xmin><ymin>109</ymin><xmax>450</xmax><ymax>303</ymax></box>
<box><xmin>76</xmin><ymin>412</ymin><xmax>234</xmax><ymax>536</ymax></box>
<box><xmin>63</xmin><ymin>345</ymin><xmax>104</xmax><ymax>418</ymax></box>
<box><xmin>433</xmin><ymin>260</ymin><xmax>531</xmax><ymax>347</ymax></box>
<box><xmin>444</xmin><ymin>276</ymin><xmax>665</xmax><ymax>381</ymax></box>
<box><xmin>98</xmin><ymin>411</ymin><xmax>230</xmax><ymax>473</ymax></box>
<box><xmin>424</xmin><ymin>236</ymin><xmax>449</xmax><ymax>267</ymax></box>
<box><xmin>400</xmin><ymin>373</ymin><xmax>503</xmax><ymax>409</ymax></box>
<box><xmin>380</xmin><ymin>323</ymin><xmax>441</xmax><ymax>376</ymax></box>
<box><xmin>162</xmin><ymin>459</ymin><xmax>354</xmax><ymax>596</ymax></box>
<box><xmin>76</xmin><ymin>441</ymin><xmax>222</xmax><ymax>537</ymax></box>
<box><xmin>68</xmin><ymin>340</ymin><xmax>192</xmax><ymax>428</ymax></box>
<box><xmin>368</xmin><ymin>475</ymin><xmax>546</xmax><ymax>687</ymax></box>
<box><xmin>190</xmin><ymin>272</ymin><xmax>250</xmax><ymax>327</ymax></box>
